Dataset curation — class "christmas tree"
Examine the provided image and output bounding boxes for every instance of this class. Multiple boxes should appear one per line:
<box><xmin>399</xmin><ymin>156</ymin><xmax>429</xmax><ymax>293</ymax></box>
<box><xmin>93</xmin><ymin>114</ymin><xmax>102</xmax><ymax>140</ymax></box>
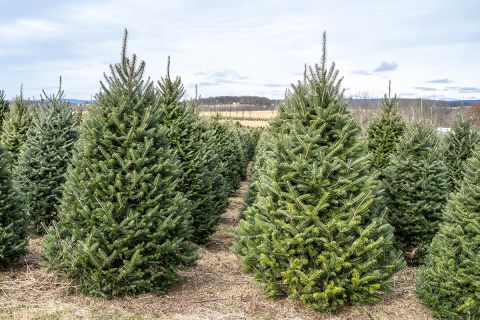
<box><xmin>0</xmin><ymin>145</ymin><xmax>28</xmax><ymax>265</ymax></box>
<box><xmin>416</xmin><ymin>146</ymin><xmax>480</xmax><ymax>319</ymax></box>
<box><xmin>443</xmin><ymin>114</ymin><xmax>479</xmax><ymax>190</ymax></box>
<box><xmin>16</xmin><ymin>82</ymin><xmax>78</xmax><ymax>234</ymax></box>
<box><xmin>156</xmin><ymin>59</ymin><xmax>227</xmax><ymax>243</ymax></box>
<box><xmin>235</xmin><ymin>33</ymin><xmax>404</xmax><ymax>312</ymax></box>
<box><xmin>366</xmin><ymin>81</ymin><xmax>406</xmax><ymax>172</ymax></box>
<box><xmin>0</xmin><ymin>90</ymin><xmax>31</xmax><ymax>165</ymax></box>
<box><xmin>382</xmin><ymin>120</ymin><xmax>449</xmax><ymax>264</ymax></box>
<box><xmin>0</xmin><ymin>90</ymin><xmax>9</xmax><ymax>130</ymax></box>
<box><xmin>42</xmin><ymin>30</ymin><xmax>196</xmax><ymax>297</ymax></box>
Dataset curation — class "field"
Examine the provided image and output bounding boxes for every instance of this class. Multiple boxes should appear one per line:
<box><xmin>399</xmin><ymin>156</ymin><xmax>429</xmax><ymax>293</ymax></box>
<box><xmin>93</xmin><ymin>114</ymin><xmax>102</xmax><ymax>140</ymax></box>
<box><xmin>0</xmin><ymin>172</ymin><xmax>434</xmax><ymax>320</ymax></box>
<box><xmin>199</xmin><ymin>111</ymin><xmax>275</xmax><ymax>127</ymax></box>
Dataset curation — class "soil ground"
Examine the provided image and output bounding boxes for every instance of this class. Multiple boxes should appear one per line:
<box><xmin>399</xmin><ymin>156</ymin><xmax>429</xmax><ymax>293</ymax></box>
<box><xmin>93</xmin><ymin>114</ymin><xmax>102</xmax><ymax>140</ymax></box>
<box><xmin>0</xmin><ymin>178</ymin><xmax>434</xmax><ymax>320</ymax></box>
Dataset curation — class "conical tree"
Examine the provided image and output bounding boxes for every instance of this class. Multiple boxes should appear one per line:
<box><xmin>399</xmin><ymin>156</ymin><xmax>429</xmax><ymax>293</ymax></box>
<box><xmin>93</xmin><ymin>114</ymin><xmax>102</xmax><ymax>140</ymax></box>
<box><xmin>0</xmin><ymin>145</ymin><xmax>28</xmax><ymax>265</ymax></box>
<box><xmin>0</xmin><ymin>91</ymin><xmax>31</xmax><ymax>165</ymax></box>
<box><xmin>443</xmin><ymin>114</ymin><xmax>479</xmax><ymax>190</ymax></box>
<box><xmin>42</xmin><ymin>30</ymin><xmax>196</xmax><ymax>297</ymax></box>
<box><xmin>367</xmin><ymin>81</ymin><xmax>406</xmax><ymax>173</ymax></box>
<box><xmin>16</xmin><ymin>82</ymin><xmax>78</xmax><ymax>234</ymax></box>
<box><xmin>416</xmin><ymin>146</ymin><xmax>480</xmax><ymax>319</ymax></box>
<box><xmin>0</xmin><ymin>90</ymin><xmax>9</xmax><ymax>130</ymax></box>
<box><xmin>382</xmin><ymin>120</ymin><xmax>449</xmax><ymax>265</ymax></box>
<box><xmin>156</xmin><ymin>59</ymin><xmax>227</xmax><ymax>243</ymax></box>
<box><xmin>235</xmin><ymin>33</ymin><xmax>404</xmax><ymax>313</ymax></box>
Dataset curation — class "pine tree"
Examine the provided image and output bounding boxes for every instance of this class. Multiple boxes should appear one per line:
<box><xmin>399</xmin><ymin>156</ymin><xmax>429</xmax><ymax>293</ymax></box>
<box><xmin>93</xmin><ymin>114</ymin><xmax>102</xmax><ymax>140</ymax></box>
<box><xmin>366</xmin><ymin>81</ymin><xmax>406</xmax><ymax>172</ymax></box>
<box><xmin>156</xmin><ymin>59</ymin><xmax>227</xmax><ymax>243</ymax></box>
<box><xmin>443</xmin><ymin>114</ymin><xmax>479</xmax><ymax>190</ymax></box>
<box><xmin>0</xmin><ymin>145</ymin><xmax>28</xmax><ymax>265</ymax></box>
<box><xmin>16</xmin><ymin>83</ymin><xmax>78</xmax><ymax>234</ymax></box>
<box><xmin>235</xmin><ymin>33</ymin><xmax>404</xmax><ymax>312</ymax></box>
<box><xmin>382</xmin><ymin>120</ymin><xmax>449</xmax><ymax>265</ymax></box>
<box><xmin>42</xmin><ymin>30</ymin><xmax>196</xmax><ymax>297</ymax></box>
<box><xmin>416</xmin><ymin>146</ymin><xmax>480</xmax><ymax>319</ymax></box>
<box><xmin>0</xmin><ymin>90</ymin><xmax>9</xmax><ymax>130</ymax></box>
<box><xmin>0</xmin><ymin>91</ymin><xmax>31</xmax><ymax>165</ymax></box>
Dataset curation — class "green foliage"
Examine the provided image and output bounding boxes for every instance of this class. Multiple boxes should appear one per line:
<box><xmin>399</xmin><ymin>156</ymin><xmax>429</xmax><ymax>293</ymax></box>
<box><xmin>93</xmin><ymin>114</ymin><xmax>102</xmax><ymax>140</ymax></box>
<box><xmin>0</xmin><ymin>145</ymin><xmax>28</xmax><ymax>265</ymax></box>
<box><xmin>42</xmin><ymin>31</ymin><xmax>196</xmax><ymax>297</ymax></box>
<box><xmin>443</xmin><ymin>114</ymin><xmax>479</xmax><ymax>190</ymax></box>
<box><xmin>0</xmin><ymin>93</ymin><xmax>31</xmax><ymax>165</ymax></box>
<box><xmin>235</xmin><ymin>33</ymin><xmax>404</xmax><ymax>313</ymax></box>
<box><xmin>156</xmin><ymin>59</ymin><xmax>228</xmax><ymax>243</ymax></box>
<box><xmin>16</xmin><ymin>87</ymin><xmax>78</xmax><ymax>234</ymax></box>
<box><xmin>0</xmin><ymin>90</ymin><xmax>9</xmax><ymax>130</ymax></box>
<box><xmin>382</xmin><ymin>120</ymin><xmax>449</xmax><ymax>265</ymax></box>
<box><xmin>416</xmin><ymin>146</ymin><xmax>480</xmax><ymax>319</ymax></box>
<box><xmin>366</xmin><ymin>82</ymin><xmax>406</xmax><ymax>172</ymax></box>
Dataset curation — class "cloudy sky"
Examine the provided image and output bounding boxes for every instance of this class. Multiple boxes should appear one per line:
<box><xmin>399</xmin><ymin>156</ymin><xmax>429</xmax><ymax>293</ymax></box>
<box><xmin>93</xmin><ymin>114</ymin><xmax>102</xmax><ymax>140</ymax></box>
<box><xmin>0</xmin><ymin>0</ymin><xmax>479</xmax><ymax>100</ymax></box>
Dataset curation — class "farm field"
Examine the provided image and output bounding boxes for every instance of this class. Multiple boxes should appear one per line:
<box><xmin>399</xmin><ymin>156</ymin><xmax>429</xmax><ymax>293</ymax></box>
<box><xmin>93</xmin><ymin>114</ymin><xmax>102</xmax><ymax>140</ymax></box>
<box><xmin>0</xmin><ymin>173</ymin><xmax>433</xmax><ymax>320</ymax></box>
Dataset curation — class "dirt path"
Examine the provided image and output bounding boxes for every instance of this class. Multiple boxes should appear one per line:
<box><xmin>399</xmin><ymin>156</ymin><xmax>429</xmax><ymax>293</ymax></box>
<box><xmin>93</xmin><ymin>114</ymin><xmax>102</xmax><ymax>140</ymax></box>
<box><xmin>0</xmin><ymin>177</ymin><xmax>433</xmax><ymax>320</ymax></box>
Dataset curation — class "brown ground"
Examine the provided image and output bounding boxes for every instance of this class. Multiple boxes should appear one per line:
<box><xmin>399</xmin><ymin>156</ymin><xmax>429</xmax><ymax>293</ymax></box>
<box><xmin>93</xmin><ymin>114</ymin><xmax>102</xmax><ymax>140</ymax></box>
<box><xmin>0</xmin><ymin>178</ymin><xmax>434</xmax><ymax>320</ymax></box>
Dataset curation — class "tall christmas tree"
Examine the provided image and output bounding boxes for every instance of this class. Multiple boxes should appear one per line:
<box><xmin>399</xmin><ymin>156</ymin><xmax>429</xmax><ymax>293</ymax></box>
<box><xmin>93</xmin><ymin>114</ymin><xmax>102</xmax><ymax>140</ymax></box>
<box><xmin>16</xmin><ymin>82</ymin><xmax>78</xmax><ymax>234</ymax></box>
<box><xmin>0</xmin><ymin>90</ymin><xmax>31</xmax><ymax>165</ymax></box>
<box><xmin>366</xmin><ymin>81</ymin><xmax>406</xmax><ymax>172</ymax></box>
<box><xmin>382</xmin><ymin>120</ymin><xmax>449</xmax><ymax>264</ymax></box>
<box><xmin>416</xmin><ymin>146</ymin><xmax>480</xmax><ymax>319</ymax></box>
<box><xmin>0</xmin><ymin>145</ymin><xmax>28</xmax><ymax>265</ymax></box>
<box><xmin>0</xmin><ymin>90</ymin><xmax>9</xmax><ymax>131</ymax></box>
<box><xmin>156</xmin><ymin>58</ymin><xmax>227</xmax><ymax>243</ymax></box>
<box><xmin>235</xmin><ymin>33</ymin><xmax>404</xmax><ymax>312</ymax></box>
<box><xmin>42</xmin><ymin>30</ymin><xmax>196</xmax><ymax>297</ymax></box>
<box><xmin>443</xmin><ymin>114</ymin><xmax>479</xmax><ymax>190</ymax></box>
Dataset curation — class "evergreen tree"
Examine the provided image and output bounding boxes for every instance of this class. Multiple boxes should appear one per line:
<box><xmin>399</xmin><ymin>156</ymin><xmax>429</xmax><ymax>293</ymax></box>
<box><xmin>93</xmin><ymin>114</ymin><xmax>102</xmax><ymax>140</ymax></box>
<box><xmin>366</xmin><ymin>81</ymin><xmax>406</xmax><ymax>172</ymax></box>
<box><xmin>42</xmin><ymin>30</ymin><xmax>196</xmax><ymax>297</ymax></box>
<box><xmin>416</xmin><ymin>146</ymin><xmax>480</xmax><ymax>319</ymax></box>
<box><xmin>0</xmin><ymin>91</ymin><xmax>31</xmax><ymax>165</ymax></box>
<box><xmin>156</xmin><ymin>59</ymin><xmax>227</xmax><ymax>243</ymax></box>
<box><xmin>16</xmin><ymin>83</ymin><xmax>78</xmax><ymax>234</ymax></box>
<box><xmin>443</xmin><ymin>114</ymin><xmax>479</xmax><ymax>190</ymax></box>
<box><xmin>0</xmin><ymin>145</ymin><xmax>28</xmax><ymax>265</ymax></box>
<box><xmin>235</xmin><ymin>33</ymin><xmax>404</xmax><ymax>312</ymax></box>
<box><xmin>0</xmin><ymin>90</ymin><xmax>9</xmax><ymax>131</ymax></box>
<box><xmin>382</xmin><ymin>120</ymin><xmax>449</xmax><ymax>265</ymax></box>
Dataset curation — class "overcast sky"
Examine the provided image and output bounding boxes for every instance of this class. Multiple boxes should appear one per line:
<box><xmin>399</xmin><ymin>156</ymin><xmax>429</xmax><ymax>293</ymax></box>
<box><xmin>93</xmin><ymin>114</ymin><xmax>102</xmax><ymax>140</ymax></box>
<box><xmin>0</xmin><ymin>0</ymin><xmax>479</xmax><ymax>100</ymax></box>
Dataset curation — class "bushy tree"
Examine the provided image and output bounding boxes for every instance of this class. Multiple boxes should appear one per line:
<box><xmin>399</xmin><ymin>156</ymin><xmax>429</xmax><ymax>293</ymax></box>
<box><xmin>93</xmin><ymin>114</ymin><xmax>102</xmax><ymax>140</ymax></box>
<box><xmin>235</xmin><ymin>33</ymin><xmax>404</xmax><ymax>313</ymax></box>
<box><xmin>0</xmin><ymin>92</ymin><xmax>31</xmax><ymax>165</ymax></box>
<box><xmin>367</xmin><ymin>81</ymin><xmax>406</xmax><ymax>172</ymax></box>
<box><xmin>0</xmin><ymin>145</ymin><xmax>28</xmax><ymax>265</ymax></box>
<box><xmin>156</xmin><ymin>59</ymin><xmax>227</xmax><ymax>243</ymax></box>
<box><xmin>0</xmin><ymin>90</ymin><xmax>9</xmax><ymax>130</ymax></box>
<box><xmin>382</xmin><ymin>120</ymin><xmax>449</xmax><ymax>265</ymax></box>
<box><xmin>443</xmin><ymin>114</ymin><xmax>479</xmax><ymax>190</ymax></box>
<box><xmin>416</xmin><ymin>146</ymin><xmax>480</xmax><ymax>319</ymax></box>
<box><xmin>42</xmin><ymin>31</ymin><xmax>196</xmax><ymax>297</ymax></box>
<box><xmin>16</xmin><ymin>85</ymin><xmax>78</xmax><ymax>234</ymax></box>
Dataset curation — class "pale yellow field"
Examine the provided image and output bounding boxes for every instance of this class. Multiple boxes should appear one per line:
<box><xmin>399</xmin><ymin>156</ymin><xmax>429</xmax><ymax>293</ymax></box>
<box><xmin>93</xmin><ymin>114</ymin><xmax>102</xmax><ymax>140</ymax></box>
<box><xmin>200</xmin><ymin>110</ymin><xmax>277</xmax><ymax>120</ymax></box>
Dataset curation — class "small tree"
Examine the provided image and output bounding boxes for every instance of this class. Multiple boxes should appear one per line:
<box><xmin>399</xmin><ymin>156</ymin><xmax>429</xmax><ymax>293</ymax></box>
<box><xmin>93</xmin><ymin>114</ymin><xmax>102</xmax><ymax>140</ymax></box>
<box><xmin>0</xmin><ymin>145</ymin><xmax>28</xmax><ymax>265</ymax></box>
<box><xmin>0</xmin><ymin>90</ymin><xmax>9</xmax><ymax>130</ymax></box>
<box><xmin>382</xmin><ymin>120</ymin><xmax>449</xmax><ymax>264</ymax></box>
<box><xmin>16</xmin><ymin>83</ymin><xmax>78</xmax><ymax>234</ymax></box>
<box><xmin>416</xmin><ymin>146</ymin><xmax>480</xmax><ymax>319</ymax></box>
<box><xmin>443</xmin><ymin>114</ymin><xmax>479</xmax><ymax>190</ymax></box>
<box><xmin>0</xmin><ymin>91</ymin><xmax>31</xmax><ymax>165</ymax></box>
<box><xmin>42</xmin><ymin>30</ymin><xmax>196</xmax><ymax>297</ymax></box>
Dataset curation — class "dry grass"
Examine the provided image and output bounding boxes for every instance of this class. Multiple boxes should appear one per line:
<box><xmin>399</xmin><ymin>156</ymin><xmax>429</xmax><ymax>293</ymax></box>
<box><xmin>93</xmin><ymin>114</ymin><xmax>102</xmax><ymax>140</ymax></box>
<box><xmin>0</xmin><ymin>176</ymin><xmax>434</xmax><ymax>320</ymax></box>
<box><xmin>200</xmin><ymin>110</ymin><xmax>277</xmax><ymax>120</ymax></box>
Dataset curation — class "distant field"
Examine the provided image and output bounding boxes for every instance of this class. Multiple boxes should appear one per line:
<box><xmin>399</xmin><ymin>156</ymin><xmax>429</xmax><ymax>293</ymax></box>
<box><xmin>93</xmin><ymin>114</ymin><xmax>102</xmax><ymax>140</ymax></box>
<box><xmin>200</xmin><ymin>110</ymin><xmax>276</xmax><ymax>127</ymax></box>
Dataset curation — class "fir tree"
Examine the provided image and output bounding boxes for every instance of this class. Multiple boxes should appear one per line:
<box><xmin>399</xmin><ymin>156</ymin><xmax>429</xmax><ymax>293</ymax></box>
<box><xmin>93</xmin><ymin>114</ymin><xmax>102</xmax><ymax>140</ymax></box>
<box><xmin>382</xmin><ymin>120</ymin><xmax>449</xmax><ymax>265</ymax></box>
<box><xmin>0</xmin><ymin>90</ymin><xmax>9</xmax><ymax>130</ymax></box>
<box><xmin>235</xmin><ymin>33</ymin><xmax>404</xmax><ymax>312</ymax></box>
<box><xmin>443</xmin><ymin>114</ymin><xmax>479</xmax><ymax>190</ymax></box>
<box><xmin>0</xmin><ymin>145</ymin><xmax>28</xmax><ymax>265</ymax></box>
<box><xmin>0</xmin><ymin>90</ymin><xmax>31</xmax><ymax>165</ymax></box>
<box><xmin>16</xmin><ymin>82</ymin><xmax>78</xmax><ymax>234</ymax></box>
<box><xmin>156</xmin><ymin>59</ymin><xmax>227</xmax><ymax>243</ymax></box>
<box><xmin>366</xmin><ymin>81</ymin><xmax>406</xmax><ymax>172</ymax></box>
<box><xmin>42</xmin><ymin>30</ymin><xmax>196</xmax><ymax>297</ymax></box>
<box><xmin>416</xmin><ymin>146</ymin><xmax>480</xmax><ymax>319</ymax></box>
